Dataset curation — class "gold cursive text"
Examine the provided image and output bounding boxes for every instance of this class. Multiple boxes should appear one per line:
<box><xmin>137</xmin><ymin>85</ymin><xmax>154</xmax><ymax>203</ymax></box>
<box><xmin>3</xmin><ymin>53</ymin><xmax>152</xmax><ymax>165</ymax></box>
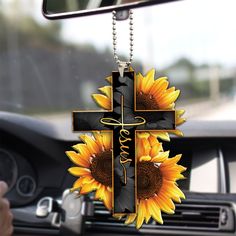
<box><xmin>99</xmin><ymin>96</ymin><xmax>145</xmax><ymax>185</ymax></box>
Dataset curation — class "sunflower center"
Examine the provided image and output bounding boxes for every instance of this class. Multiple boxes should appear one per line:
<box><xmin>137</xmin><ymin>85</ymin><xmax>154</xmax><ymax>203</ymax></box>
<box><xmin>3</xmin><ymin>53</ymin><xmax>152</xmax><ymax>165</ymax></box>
<box><xmin>137</xmin><ymin>162</ymin><xmax>162</xmax><ymax>199</ymax></box>
<box><xmin>136</xmin><ymin>92</ymin><xmax>159</xmax><ymax>110</ymax></box>
<box><xmin>90</xmin><ymin>150</ymin><xmax>112</xmax><ymax>187</ymax></box>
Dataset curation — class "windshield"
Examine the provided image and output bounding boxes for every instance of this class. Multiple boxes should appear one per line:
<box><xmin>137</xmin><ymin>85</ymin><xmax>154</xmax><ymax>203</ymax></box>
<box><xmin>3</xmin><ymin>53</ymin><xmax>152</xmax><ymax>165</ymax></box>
<box><xmin>1</xmin><ymin>0</ymin><xmax>236</xmax><ymax>127</ymax></box>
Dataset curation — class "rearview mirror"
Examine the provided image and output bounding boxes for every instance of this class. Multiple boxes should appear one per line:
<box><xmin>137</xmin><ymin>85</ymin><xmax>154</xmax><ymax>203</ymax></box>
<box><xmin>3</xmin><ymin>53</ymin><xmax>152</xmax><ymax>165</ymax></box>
<box><xmin>42</xmin><ymin>0</ymin><xmax>179</xmax><ymax>20</ymax></box>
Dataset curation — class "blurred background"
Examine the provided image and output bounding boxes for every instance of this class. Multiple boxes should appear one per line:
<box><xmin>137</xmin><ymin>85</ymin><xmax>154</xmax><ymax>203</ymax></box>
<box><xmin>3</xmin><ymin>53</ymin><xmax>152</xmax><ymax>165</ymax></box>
<box><xmin>0</xmin><ymin>0</ymin><xmax>236</xmax><ymax>135</ymax></box>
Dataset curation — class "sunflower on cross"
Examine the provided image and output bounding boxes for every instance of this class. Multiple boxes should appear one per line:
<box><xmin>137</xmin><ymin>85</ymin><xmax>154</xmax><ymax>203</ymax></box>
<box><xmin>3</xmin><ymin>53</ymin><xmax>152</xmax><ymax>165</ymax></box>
<box><xmin>66</xmin><ymin>69</ymin><xmax>186</xmax><ymax>229</ymax></box>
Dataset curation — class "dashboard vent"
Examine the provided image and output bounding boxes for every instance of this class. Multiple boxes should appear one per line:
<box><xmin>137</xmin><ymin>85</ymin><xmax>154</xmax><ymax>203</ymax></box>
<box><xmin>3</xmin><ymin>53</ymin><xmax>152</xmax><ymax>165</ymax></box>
<box><xmin>85</xmin><ymin>200</ymin><xmax>235</xmax><ymax>233</ymax></box>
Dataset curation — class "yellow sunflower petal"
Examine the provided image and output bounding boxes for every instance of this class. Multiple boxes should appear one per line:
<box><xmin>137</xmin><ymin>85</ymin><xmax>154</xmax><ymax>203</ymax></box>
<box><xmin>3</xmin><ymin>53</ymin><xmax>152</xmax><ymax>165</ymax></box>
<box><xmin>137</xmin><ymin>138</ymin><xmax>160</xmax><ymax>160</ymax></box>
<box><xmin>68</xmin><ymin>167</ymin><xmax>91</xmax><ymax>177</ymax></box>
<box><xmin>113</xmin><ymin>214</ymin><xmax>126</xmax><ymax>220</ymax></box>
<box><xmin>150</xmin><ymin>143</ymin><xmax>163</xmax><ymax>157</ymax></box>
<box><xmin>172</xmin><ymin>196</ymin><xmax>181</xmax><ymax>203</ymax></box>
<box><xmin>147</xmin><ymin>198</ymin><xmax>163</xmax><ymax>224</ymax></box>
<box><xmin>75</xmin><ymin>176</ymin><xmax>93</xmax><ymax>187</ymax></box>
<box><xmin>72</xmin><ymin>178</ymin><xmax>84</xmax><ymax>189</ymax></box>
<box><xmin>150</xmin><ymin>131</ymin><xmax>170</xmax><ymax>142</ymax></box>
<box><xmin>165</xmin><ymin>192</ymin><xmax>182</xmax><ymax>203</ymax></box>
<box><xmin>162</xmin><ymin>180</ymin><xmax>185</xmax><ymax>199</ymax></box>
<box><xmin>102</xmin><ymin>132</ymin><xmax>112</xmax><ymax>150</ymax></box>
<box><xmin>172</xmin><ymin>185</ymin><xmax>185</xmax><ymax>200</ymax></box>
<box><xmin>148</xmin><ymin>135</ymin><xmax>159</xmax><ymax>147</ymax></box>
<box><xmin>159</xmin><ymin>90</ymin><xmax>180</xmax><ymax>108</ymax></box>
<box><xmin>141</xmin><ymin>69</ymin><xmax>155</xmax><ymax>93</ymax></box>
<box><xmin>150</xmin><ymin>79</ymin><xmax>169</xmax><ymax>98</ymax></box>
<box><xmin>79</xmin><ymin>183</ymin><xmax>93</xmax><ymax>195</ymax></box>
<box><xmin>80</xmin><ymin>135</ymin><xmax>101</xmax><ymax>154</ymax></box>
<box><xmin>136</xmin><ymin>131</ymin><xmax>150</xmax><ymax>139</ymax></box>
<box><xmin>169</xmin><ymin>129</ymin><xmax>184</xmax><ymax>137</ymax></box>
<box><xmin>158</xmin><ymin>192</ymin><xmax>176</xmax><ymax>210</ymax></box>
<box><xmin>144</xmin><ymin>200</ymin><xmax>151</xmax><ymax>224</ymax></box>
<box><xmin>164</xmin><ymin>103</ymin><xmax>175</xmax><ymax>109</ymax></box>
<box><xmin>72</xmin><ymin>143</ymin><xmax>91</xmax><ymax>158</ymax></box>
<box><xmin>66</xmin><ymin>151</ymin><xmax>90</xmax><ymax>168</ymax></box>
<box><xmin>159</xmin><ymin>184</ymin><xmax>174</xmax><ymax>199</ymax></box>
<box><xmin>125</xmin><ymin>214</ymin><xmax>136</xmax><ymax>225</ymax></box>
<box><xmin>151</xmin><ymin>151</ymin><xmax>169</xmax><ymax>163</ymax></box>
<box><xmin>155</xmin><ymin>195</ymin><xmax>175</xmax><ymax>214</ymax></box>
<box><xmin>136</xmin><ymin>200</ymin><xmax>146</xmax><ymax>229</ymax></box>
<box><xmin>136</xmin><ymin>138</ymin><xmax>142</xmax><ymax>161</ymax></box>
<box><xmin>129</xmin><ymin>66</ymin><xmax>134</xmax><ymax>72</ymax></box>
<box><xmin>136</xmin><ymin>73</ymin><xmax>143</xmax><ymax>91</ymax></box>
<box><xmin>176</xmin><ymin>109</ymin><xmax>185</xmax><ymax>116</ymax></box>
<box><xmin>105</xmin><ymin>76</ymin><xmax>112</xmax><ymax>84</ymax></box>
<box><xmin>161</xmin><ymin>165</ymin><xmax>187</xmax><ymax>173</ymax></box>
<box><xmin>99</xmin><ymin>86</ymin><xmax>112</xmax><ymax>98</ymax></box>
<box><xmin>92</xmin><ymin>94</ymin><xmax>111</xmax><ymax>110</ymax></box>
<box><xmin>162</xmin><ymin>171</ymin><xmax>185</xmax><ymax>181</ymax></box>
<box><xmin>103</xmin><ymin>188</ymin><xmax>112</xmax><ymax>210</ymax></box>
<box><xmin>161</xmin><ymin>154</ymin><xmax>182</xmax><ymax>167</ymax></box>
<box><xmin>139</xmin><ymin>155</ymin><xmax>152</xmax><ymax>162</ymax></box>
<box><xmin>95</xmin><ymin>185</ymin><xmax>106</xmax><ymax>200</ymax></box>
<box><xmin>80</xmin><ymin>180</ymin><xmax>99</xmax><ymax>194</ymax></box>
<box><xmin>71</xmin><ymin>177</ymin><xmax>91</xmax><ymax>191</ymax></box>
<box><xmin>107</xmin><ymin>186</ymin><xmax>112</xmax><ymax>192</ymax></box>
<box><xmin>166</xmin><ymin>87</ymin><xmax>176</xmax><ymax>93</ymax></box>
<box><xmin>92</xmin><ymin>131</ymin><xmax>104</xmax><ymax>149</ymax></box>
<box><xmin>141</xmin><ymin>138</ymin><xmax>151</xmax><ymax>156</ymax></box>
<box><xmin>176</xmin><ymin>117</ymin><xmax>186</xmax><ymax>125</ymax></box>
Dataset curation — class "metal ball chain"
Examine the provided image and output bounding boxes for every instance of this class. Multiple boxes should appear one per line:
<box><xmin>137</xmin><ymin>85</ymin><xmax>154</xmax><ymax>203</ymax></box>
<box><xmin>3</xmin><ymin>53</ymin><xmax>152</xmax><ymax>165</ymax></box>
<box><xmin>112</xmin><ymin>10</ymin><xmax>134</xmax><ymax>68</ymax></box>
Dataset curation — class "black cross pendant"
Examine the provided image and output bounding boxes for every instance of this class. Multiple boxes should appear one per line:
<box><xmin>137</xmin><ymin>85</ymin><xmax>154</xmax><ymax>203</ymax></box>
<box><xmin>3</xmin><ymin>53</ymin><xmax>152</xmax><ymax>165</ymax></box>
<box><xmin>73</xmin><ymin>71</ymin><xmax>176</xmax><ymax>214</ymax></box>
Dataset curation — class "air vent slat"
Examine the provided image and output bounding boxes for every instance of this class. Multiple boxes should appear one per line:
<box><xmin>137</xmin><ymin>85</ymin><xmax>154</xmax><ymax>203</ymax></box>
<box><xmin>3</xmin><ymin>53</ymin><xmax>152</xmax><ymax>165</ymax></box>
<box><xmin>94</xmin><ymin>212</ymin><xmax>219</xmax><ymax>221</ymax></box>
<box><xmin>162</xmin><ymin>214</ymin><xmax>219</xmax><ymax>221</ymax></box>
<box><xmin>87</xmin><ymin>200</ymin><xmax>234</xmax><ymax>232</ymax></box>
<box><xmin>162</xmin><ymin>220</ymin><xmax>218</xmax><ymax>226</ymax></box>
<box><xmin>175</xmin><ymin>209</ymin><xmax>219</xmax><ymax>213</ymax></box>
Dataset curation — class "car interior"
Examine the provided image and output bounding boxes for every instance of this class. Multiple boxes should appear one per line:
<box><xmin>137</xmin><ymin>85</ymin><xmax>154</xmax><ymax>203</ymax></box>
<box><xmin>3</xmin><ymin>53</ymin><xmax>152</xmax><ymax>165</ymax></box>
<box><xmin>0</xmin><ymin>0</ymin><xmax>236</xmax><ymax>235</ymax></box>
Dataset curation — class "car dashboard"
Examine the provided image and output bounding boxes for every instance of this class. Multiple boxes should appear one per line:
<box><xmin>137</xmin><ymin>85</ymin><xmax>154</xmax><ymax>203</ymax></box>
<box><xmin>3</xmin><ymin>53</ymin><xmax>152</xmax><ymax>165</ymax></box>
<box><xmin>0</xmin><ymin>111</ymin><xmax>236</xmax><ymax>236</ymax></box>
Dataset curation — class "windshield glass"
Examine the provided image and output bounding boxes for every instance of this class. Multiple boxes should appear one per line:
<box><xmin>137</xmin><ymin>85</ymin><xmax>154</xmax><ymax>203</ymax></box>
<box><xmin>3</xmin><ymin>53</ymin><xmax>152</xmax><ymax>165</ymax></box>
<box><xmin>1</xmin><ymin>0</ymin><xmax>236</xmax><ymax>127</ymax></box>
